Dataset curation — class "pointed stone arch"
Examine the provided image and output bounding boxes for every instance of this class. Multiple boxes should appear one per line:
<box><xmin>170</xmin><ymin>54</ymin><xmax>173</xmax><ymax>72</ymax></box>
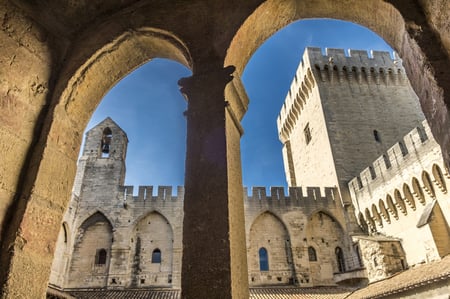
<box><xmin>305</xmin><ymin>211</ymin><xmax>347</xmax><ymax>284</ymax></box>
<box><xmin>130</xmin><ymin>211</ymin><xmax>174</xmax><ymax>288</ymax></box>
<box><xmin>394</xmin><ymin>189</ymin><xmax>407</xmax><ymax>215</ymax></box>
<box><xmin>432</xmin><ymin>164</ymin><xmax>447</xmax><ymax>194</ymax></box>
<box><xmin>403</xmin><ymin>183</ymin><xmax>416</xmax><ymax>211</ymax></box>
<box><xmin>422</xmin><ymin>171</ymin><xmax>436</xmax><ymax>198</ymax></box>
<box><xmin>247</xmin><ymin>211</ymin><xmax>294</xmax><ymax>286</ymax></box>
<box><xmin>66</xmin><ymin>211</ymin><xmax>113</xmax><ymax>288</ymax></box>
<box><xmin>379</xmin><ymin>199</ymin><xmax>391</xmax><ymax>224</ymax></box>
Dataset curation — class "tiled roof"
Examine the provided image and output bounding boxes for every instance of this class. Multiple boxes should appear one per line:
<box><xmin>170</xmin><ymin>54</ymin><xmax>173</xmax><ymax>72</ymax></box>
<box><xmin>65</xmin><ymin>287</ymin><xmax>352</xmax><ymax>299</ymax></box>
<box><xmin>68</xmin><ymin>289</ymin><xmax>180</xmax><ymax>299</ymax></box>
<box><xmin>347</xmin><ymin>254</ymin><xmax>450</xmax><ymax>298</ymax></box>
<box><xmin>250</xmin><ymin>286</ymin><xmax>352</xmax><ymax>298</ymax></box>
<box><xmin>51</xmin><ymin>257</ymin><xmax>450</xmax><ymax>299</ymax></box>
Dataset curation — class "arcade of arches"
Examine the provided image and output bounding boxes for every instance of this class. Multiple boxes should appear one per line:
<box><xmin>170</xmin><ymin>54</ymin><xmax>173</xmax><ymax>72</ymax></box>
<box><xmin>1</xmin><ymin>1</ymin><xmax>450</xmax><ymax>298</ymax></box>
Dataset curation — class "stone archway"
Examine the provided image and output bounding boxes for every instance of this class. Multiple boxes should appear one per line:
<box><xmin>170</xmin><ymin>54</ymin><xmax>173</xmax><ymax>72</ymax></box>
<box><xmin>225</xmin><ymin>0</ymin><xmax>450</xmax><ymax>167</ymax></box>
<box><xmin>1</xmin><ymin>1</ymin><xmax>450</xmax><ymax>298</ymax></box>
<box><xmin>0</xmin><ymin>17</ymin><xmax>193</xmax><ymax>296</ymax></box>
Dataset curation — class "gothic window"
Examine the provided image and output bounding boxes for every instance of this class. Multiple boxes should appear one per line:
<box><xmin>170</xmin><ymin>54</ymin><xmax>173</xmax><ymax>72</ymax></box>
<box><xmin>259</xmin><ymin>247</ymin><xmax>269</xmax><ymax>271</ymax></box>
<box><xmin>308</xmin><ymin>246</ymin><xmax>317</xmax><ymax>261</ymax></box>
<box><xmin>335</xmin><ymin>247</ymin><xmax>345</xmax><ymax>273</ymax></box>
<box><xmin>152</xmin><ymin>248</ymin><xmax>161</xmax><ymax>263</ymax></box>
<box><xmin>95</xmin><ymin>248</ymin><xmax>107</xmax><ymax>265</ymax></box>
<box><xmin>304</xmin><ymin>123</ymin><xmax>312</xmax><ymax>145</ymax></box>
<box><xmin>101</xmin><ymin>127</ymin><xmax>112</xmax><ymax>158</ymax></box>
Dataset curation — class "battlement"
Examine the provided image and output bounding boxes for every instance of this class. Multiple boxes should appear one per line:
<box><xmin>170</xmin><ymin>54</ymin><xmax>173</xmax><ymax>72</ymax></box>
<box><xmin>117</xmin><ymin>185</ymin><xmax>338</xmax><ymax>206</ymax></box>
<box><xmin>244</xmin><ymin>186</ymin><xmax>337</xmax><ymax>206</ymax></box>
<box><xmin>119</xmin><ymin>185</ymin><xmax>185</xmax><ymax>202</ymax></box>
<box><xmin>277</xmin><ymin>47</ymin><xmax>406</xmax><ymax>143</ymax></box>
<box><xmin>349</xmin><ymin>120</ymin><xmax>433</xmax><ymax>192</ymax></box>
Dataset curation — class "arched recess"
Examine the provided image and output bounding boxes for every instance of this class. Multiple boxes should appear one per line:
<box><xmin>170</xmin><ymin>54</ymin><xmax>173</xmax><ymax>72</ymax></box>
<box><xmin>379</xmin><ymin>199</ymin><xmax>391</xmax><ymax>224</ymax></box>
<box><xmin>130</xmin><ymin>211</ymin><xmax>174</xmax><ymax>287</ymax></box>
<box><xmin>403</xmin><ymin>183</ymin><xmax>416</xmax><ymax>211</ymax></box>
<box><xmin>364</xmin><ymin>208</ymin><xmax>376</xmax><ymax>232</ymax></box>
<box><xmin>49</xmin><ymin>222</ymin><xmax>71</xmax><ymax>288</ymax></box>
<box><xmin>432</xmin><ymin>164</ymin><xmax>447</xmax><ymax>194</ymax></box>
<box><xmin>394</xmin><ymin>189</ymin><xmax>407</xmax><ymax>215</ymax></box>
<box><xmin>66</xmin><ymin>212</ymin><xmax>113</xmax><ymax>289</ymax></box>
<box><xmin>412</xmin><ymin>177</ymin><xmax>426</xmax><ymax>205</ymax></box>
<box><xmin>386</xmin><ymin>195</ymin><xmax>399</xmax><ymax>220</ymax></box>
<box><xmin>225</xmin><ymin>1</ymin><xmax>450</xmax><ymax>167</ymax></box>
<box><xmin>371</xmin><ymin>204</ymin><xmax>383</xmax><ymax>227</ymax></box>
<box><xmin>422</xmin><ymin>171</ymin><xmax>436</xmax><ymax>198</ymax></box>
<box><xmin>305</xmin><ymin>211</ymin><xmax>347</xmax><ymax>284</ymax></box>
<box><xmin>357</xmin><ymin>212</ymin><xmax>369</xmax><ymax>234</ymax></box>
<box><xmin>247</xmin><ymin>211</ymin><xmax>294</xmax><ymax>286</ymax></box>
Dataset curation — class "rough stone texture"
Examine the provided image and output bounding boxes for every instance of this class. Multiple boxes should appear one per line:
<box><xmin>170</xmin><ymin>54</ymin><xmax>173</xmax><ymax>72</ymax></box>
<box><xmin>278</xmin><ymin>47</ymin><xmax>425</xmax><ymax>202</ymax></box>
<box><xmin>349</xmin><ymin>120</ymin><xmax>450</xmax><ymax>267</ymax></box>
<box><xmin>50</xmin><ymin>119</ymin><xmax>360</xmax><ymax>291</ymax></box>
<box><xmin>1</xmin><ymin>1</ymin><xmax>450</xmax><ymax>298</ymax></box>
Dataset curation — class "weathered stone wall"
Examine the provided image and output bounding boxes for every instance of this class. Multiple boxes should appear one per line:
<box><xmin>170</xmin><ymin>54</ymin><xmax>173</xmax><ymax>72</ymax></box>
<box><xmin>51</xmin><ymin>119</ymin><xmax>362</xmax><ymax>290</ymax></box>
<box><xmin>354</xmin><ymin>237</ymin><xmax>406</xmax><ymax>283</ymax></box>
<box><xmin>278</xmin><ymin>47</ymin><xmax>425</xmax><ymax>198</ymax></box>
<box><xmin>2</xmin><ymin>1</ymin><xmax>450</xmax><ymax>298</ymax></box>
<box><xmin>243</xmin><ymin>187</ymin><xmax>358</xmax><ymax>287</ymax></box>
<box><xmin>0</xmin><ymin>1</ymin><xmax>53</xmax><ymax>240</ymax></box>
<box><xmin>349</xmin><ymin>120</ymin><xmax>450</xmax><ymax>266</ymax></box>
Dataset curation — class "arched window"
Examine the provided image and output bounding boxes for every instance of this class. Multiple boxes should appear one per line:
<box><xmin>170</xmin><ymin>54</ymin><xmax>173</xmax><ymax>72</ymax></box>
<box><xmin>259</xmin><ymin>247</ymin><xmax>269</xmax><ymax>271</ymax></box>
<box><xmin>308</xmin><ymin>246</ymin><xmax>317</xmax><ymax>261</ymax></box>
<box><xmin>95</xmin><ymin>248</ymin><xmax>107</xmax><ymax>265</ymax></box>
<box><xmin>152</xmin><ymin>248</ymin><xmax>161</xmax><ymax>263</ymax></box>
<box><xmin>335</xmin><ymin>247</ymin><xmax>345</xmax><ymax>273</ymax></box>
<box><xmin>101</xmin><ymin>127</ymin><xmax>112</xmax><ymax>158</ymax></box>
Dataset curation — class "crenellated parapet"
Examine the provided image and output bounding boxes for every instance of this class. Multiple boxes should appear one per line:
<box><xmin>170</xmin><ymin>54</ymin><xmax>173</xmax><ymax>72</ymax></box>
<box><xmin>349</xmin><ymin>120</ymin><xmax>433</xmax><ymax>193</ymax></box>
<box><xmin>244</xmin><ymin>186</ymin><xmax>338</xmax><ymax>208</ymax></box>
<box><xmin>278</xmin><ymin>47</ymin><xmax>405</xmax><ymax>143</ymax></box>
<box><xmin>119</xmin><ymin>185</ymin><xmax>185</xmax><ymax>203</ymax></box>
<box><xmin>307</xmin><ymin>47</ymin><xmax>406</xmax><ymax>86</ymax></box>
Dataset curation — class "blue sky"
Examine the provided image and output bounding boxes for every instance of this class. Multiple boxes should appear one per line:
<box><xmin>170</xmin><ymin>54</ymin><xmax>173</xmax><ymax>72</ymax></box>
<box><xmin>84</xmin><ymin>19</ymin><xmax>392</xmax><ymax>190</ymax></box>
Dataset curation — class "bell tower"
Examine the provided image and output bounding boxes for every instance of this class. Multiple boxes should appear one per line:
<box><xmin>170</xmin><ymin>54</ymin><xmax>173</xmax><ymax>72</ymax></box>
<box><xmin>72</xmin><ymin>117</ymin><xmax>128</xmax><ymax>198</ymax></box>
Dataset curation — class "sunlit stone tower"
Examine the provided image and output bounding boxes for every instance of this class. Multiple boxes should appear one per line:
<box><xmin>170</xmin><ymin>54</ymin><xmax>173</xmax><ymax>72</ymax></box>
<box><xmin>277</xmin><ymin>47</ymin><xmax>425</xmax><ymax>201</ymax></box>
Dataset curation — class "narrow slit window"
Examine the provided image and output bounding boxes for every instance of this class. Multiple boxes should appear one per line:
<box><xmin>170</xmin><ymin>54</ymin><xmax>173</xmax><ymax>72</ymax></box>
<box><xmin>304</xmin><ymin>123</ymin><xmax>312</xmax><ymax>145</ymax></box>
<box><xmin>373</xmin><ymin>130</ymin><xmax>381</xmax><ymax>143</ymax></box>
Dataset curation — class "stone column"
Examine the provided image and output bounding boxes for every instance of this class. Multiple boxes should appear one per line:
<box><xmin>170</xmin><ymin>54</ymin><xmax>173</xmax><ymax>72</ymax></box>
<box><xmin>179</xmin><ymin>65</ymin><xmax>249</xmax><ymax>299</ymax></box>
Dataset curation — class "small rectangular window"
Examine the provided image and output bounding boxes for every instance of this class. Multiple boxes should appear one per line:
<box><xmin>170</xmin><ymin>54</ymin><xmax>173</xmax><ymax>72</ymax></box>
<box><xmin>304</xmin><ymin>123</ymin><xmax>312</xmax><ymax>145</ymax></box>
